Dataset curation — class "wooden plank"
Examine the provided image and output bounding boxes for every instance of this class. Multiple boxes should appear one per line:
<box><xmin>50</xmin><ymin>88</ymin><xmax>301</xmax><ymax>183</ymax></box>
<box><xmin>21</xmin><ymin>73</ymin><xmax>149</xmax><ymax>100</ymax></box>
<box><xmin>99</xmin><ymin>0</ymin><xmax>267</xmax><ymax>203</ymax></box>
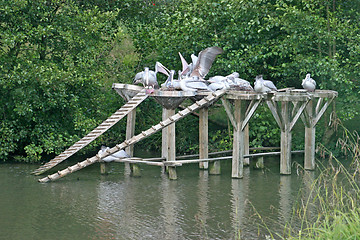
<box><xmin>289</xmin><ymin>100</ymin><xmax>308</xmax><ymax>132</ymax></box>
<box><xmin>241</xmin><ymin>99</ymin><xmax>261</xmax><ymax>131</ymax></box>
<box><xmin>313</xmin><ymin>97</ymin><xmax>335</xmax><ymax>125</ymax></box>
<box><xmin>266</xmin><ymin>100</ymin><xmax>284</xmax><ymax>131</ymax></box>
<box><xmin>33</xmin><ymin>89</ymin><xmax>148</xmax><ymax>175</ymax></box>
<box><xmin>221</xmin><ymin>98</ymin><xmax>237</xmax><ymax>131</ymax></box>
<box><xmin>315</xmin><ymin>98</ymin><xmax>323</xmax><ymax>115</ymax></box>
<box><xmin>199</xmin><ymin>108</ymin><xmax>209</xmax><ymax>169</ymax></box>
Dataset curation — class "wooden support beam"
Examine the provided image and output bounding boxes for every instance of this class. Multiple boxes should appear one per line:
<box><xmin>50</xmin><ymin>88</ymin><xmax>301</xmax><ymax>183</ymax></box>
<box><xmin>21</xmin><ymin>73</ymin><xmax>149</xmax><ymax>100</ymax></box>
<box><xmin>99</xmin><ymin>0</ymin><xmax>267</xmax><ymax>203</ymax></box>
<box><xmin>241</xmin><ymin>99</ymin><xmax>261</xmax><ymax>131</ymax></box>
<box><xmin>244</xmin><ymin>124</ymin><xmax>250</xmax><ymax>166</ymax></box>
<box><xmin>199</xmin><ymin>108</ymin><xmax>209</xmax><ymax>170</ymax></box>
<box><xmin>163</xmin><ymin>108</ymin><xmax>177</xmax><ymax>180</ymax></box>
<box><xmin>126</xmin><ymin>109</ymin><xmax>139</xmax><ymax>176</ymax></box>
<box><xmin>221</xmin><ymin>98</ymin><xmax>237</xmax><ymax>131</ymax></box>
<box><xmin>232</xmin><ymin>99</ymin><xmax>245</xmax><ymax>178</ymax></box>
<box><xmin>280</xmin><ymin>101</ymin><xmax>292</xmax><ymax>174</ymax></box>
<box><xmin>266</xmin><ymin>100</ymin><xmax>284</xmax><ymax>131</ymax></box>
<box><xmin>289</xmin><ymin>99</ymin><xmax>309</xmax><ymax>132</ymax></box>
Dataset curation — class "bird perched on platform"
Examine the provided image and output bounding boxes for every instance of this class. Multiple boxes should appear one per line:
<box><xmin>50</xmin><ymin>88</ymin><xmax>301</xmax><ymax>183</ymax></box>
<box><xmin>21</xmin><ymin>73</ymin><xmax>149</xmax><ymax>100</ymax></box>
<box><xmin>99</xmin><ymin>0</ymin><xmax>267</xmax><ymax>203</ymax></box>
<box><xmin>179</xmin><ymin>46</ymin><xmax>223</xmax><ymax>80</ymax></box>
<box><xmin>302</xmin><ymin>73</ymin><xmax>316</xmax><ymax>92</ymax></box>
<box><xmin>133</xmin><ymin>67</ymin><xmax>159</xmax><ymax>93</ymax></box>
<box><xmin>207</xmin><ymin>77</ymin><xmax>231</xmax><ymax>91</ymax></box>
<box><xmin>231</xmin><ymin>77</ymin><xmax>254</xmax><ymax>91</ymax></box>
<box><xmin>179</xmin><ymin>76</ymin><xmax>210</xmax><ymax>92</ymax></box>
<box><xmin>254</xmin><ymin>75</ymin><xmax>277</xmax><ymax>93</ymax></box>
<box><xmin>161</xmin><ymin>70</ymin><xmax>180</xmax><ymax>90</ymax></box>
<box><xmin>98</xmin><ymin>146</ymin><xmax>130</xmax><ymax>162</ymax></box>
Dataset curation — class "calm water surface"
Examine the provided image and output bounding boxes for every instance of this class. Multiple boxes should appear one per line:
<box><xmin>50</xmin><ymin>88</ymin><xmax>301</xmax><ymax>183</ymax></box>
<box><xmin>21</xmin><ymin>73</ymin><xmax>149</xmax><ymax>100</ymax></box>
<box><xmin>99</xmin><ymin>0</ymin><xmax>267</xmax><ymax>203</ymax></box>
<box><xmin>0</xmin><ymin>156</ymin><xmax>317</xmax><ymax>240</ymax></box>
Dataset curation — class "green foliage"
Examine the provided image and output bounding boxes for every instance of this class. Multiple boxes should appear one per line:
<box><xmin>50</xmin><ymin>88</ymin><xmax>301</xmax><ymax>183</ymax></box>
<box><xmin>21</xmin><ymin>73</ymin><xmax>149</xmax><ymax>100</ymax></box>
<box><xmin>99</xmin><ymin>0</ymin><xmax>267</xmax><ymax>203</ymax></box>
<box><xmin>0</xmin><ymin>1</ymin><xmax>139</xmax><ymax>162</ymax></box>
<box><xmin>119</xmin><ymin>0</ymin><xmax>360</xmax><ymax>152</ymax></box>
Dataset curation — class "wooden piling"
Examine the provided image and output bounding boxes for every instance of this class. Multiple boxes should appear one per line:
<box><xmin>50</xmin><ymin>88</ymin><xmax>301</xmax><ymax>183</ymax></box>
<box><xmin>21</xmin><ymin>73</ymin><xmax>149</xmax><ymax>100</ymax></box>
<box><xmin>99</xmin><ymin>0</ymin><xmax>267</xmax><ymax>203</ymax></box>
<box><xmin>304</xmin><ymin>100</ymin><xmax>315</xmax><ymax>170</ymax></box>
<box><xmin>163</xmin><ymin>108</ymin><xmax>177</xmax><ymax>180</ymax></box>
<box><xmin>280</xmin><ymin>101</ymin><xmax>292</xmax><ymax>174</ymax></box>
<box><xmin>100</xmin><ymin>162</ymin><xmax>108</xmax><ymax>174</ymax></box>
<box><xmin>232</xmin><ymin>100</ymin><xmax>245</xmax><ymax>178</ymax></box>
<box><xmin>126</xmin><ymin>109</ymin><xmax>140</xmax><ymax>176</ymax></box>
<box><xmin>244</xmin><ymin>125</ymin><xmax>250</xmax><ymax>166</ymax></box>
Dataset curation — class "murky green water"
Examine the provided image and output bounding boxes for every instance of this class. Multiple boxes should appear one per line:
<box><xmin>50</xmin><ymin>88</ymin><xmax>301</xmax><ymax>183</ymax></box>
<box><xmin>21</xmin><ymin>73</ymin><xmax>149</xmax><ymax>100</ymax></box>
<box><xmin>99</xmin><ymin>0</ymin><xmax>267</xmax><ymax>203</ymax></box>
<box><xmin>0</xmin><ymin>156</ymin><xmax>317</xmax><ymax>240</ymax></box>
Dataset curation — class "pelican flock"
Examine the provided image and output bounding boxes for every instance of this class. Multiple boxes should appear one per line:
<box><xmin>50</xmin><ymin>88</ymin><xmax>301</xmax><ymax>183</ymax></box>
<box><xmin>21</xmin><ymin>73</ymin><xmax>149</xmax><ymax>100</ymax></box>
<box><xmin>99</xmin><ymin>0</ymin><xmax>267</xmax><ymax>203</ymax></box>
<box><xmin>132</xmin><ymin>46</ymin><xmax>316</xmax><ymax>93</ymax></box>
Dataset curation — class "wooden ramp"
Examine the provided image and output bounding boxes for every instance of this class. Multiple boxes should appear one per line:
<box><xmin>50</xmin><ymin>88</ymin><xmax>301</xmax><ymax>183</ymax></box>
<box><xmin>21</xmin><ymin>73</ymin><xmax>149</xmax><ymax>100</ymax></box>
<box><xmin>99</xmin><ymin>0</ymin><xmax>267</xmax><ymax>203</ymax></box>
<box><xmin>32</xmin><ymin>89</ymin><xmax>148</xmax><ymax>175</ymax></box>
<box><xmin>38</xmin><ymin>90</ymin><xmax>226</xmax><ymax>182</ymax></box>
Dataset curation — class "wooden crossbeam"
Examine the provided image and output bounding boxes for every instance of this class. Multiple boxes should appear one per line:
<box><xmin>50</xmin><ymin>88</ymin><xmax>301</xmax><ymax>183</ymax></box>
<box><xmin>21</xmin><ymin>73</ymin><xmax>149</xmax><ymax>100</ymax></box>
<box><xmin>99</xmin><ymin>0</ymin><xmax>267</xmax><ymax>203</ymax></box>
<box><xmin>38</xmin><ymin>90</ymin><xmax>226</xmax><ymax>183</ymax></box>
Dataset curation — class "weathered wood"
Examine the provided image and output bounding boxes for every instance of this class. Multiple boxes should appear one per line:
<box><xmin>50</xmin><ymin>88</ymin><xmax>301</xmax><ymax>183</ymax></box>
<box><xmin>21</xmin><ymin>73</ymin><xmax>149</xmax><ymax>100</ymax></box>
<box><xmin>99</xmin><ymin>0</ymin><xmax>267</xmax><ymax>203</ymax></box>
<box><xmin>289</xmin><ymin>100</ymin><xmax>309</xmax><ymax>131</ymax></box>
<box><xmin>280</xmin><ymin>101</ymin><xmax>292</xmax><ymax>174</ymax></box>
<box><xmin>241</xmin><ymin>99</ymin><xmax>261</xmax><ymax>131</ymax></box>
<box><xmin>165</xmin><ymin>156</ymin><xmax>232</xmax><ymax>165</ymax></box>
<box><xmin>266</xmin><ymin>100</ymin><xmax>284</xmax><ymax>131</ymax></box>
<box><xmin>126</xmin><ymin>108</ymin><xmax>137</xmax><ymax>175</ymax></box>
<box><xmin>244</xmin><ymin>150</ymin><xmax>304</xmax><ymax>158</ymax></box>
<box><xmin>38</xmin><ymin>90</ymin><xmax>226</xmax><ymax>183</ymax></box>
<box><xmin>313</xmin><ymin>96</ymin><xmax>335</xmax><ymax>125</ymax></box>
<box><xmin>162</xmin><ymin>108</ymin><xmax>168</xmax><ymax>166</ymax></box>
<box><xmin>33</xmin><ymin>89</ymin><xmax>148</xmax><ymax>175</ymax></box>
<box><xmin>221</xmin><ymin>98</ymin><xmax>237</xmax><ymax>131</ymax></box>
<box><xmin>199</xmin><ymin>108</ymin><xmax>209</xmax><ymax>169</ymax></box>
<box><xmin>244</xmin><ymin>124</ymin><xmax>250</xmax><ymax>166</ymax></box>
<box><xmin>100</xmin><ymin>162</ymin><xmax>108</xmax><ymax>174</ymax></box>
<box><xmin>303</xmin><ymin>100</ymin><xmax>316</xmax><ymax>170</ymax></box>
<box><xmin>232</xmin><ymin>99</ymin><xmax>245</xmax><ymax>178</ymax></box>
<box><xmin>166</xmin><ymin>108</ymin><xmax>177</xmax><ymax>180</ymax></box>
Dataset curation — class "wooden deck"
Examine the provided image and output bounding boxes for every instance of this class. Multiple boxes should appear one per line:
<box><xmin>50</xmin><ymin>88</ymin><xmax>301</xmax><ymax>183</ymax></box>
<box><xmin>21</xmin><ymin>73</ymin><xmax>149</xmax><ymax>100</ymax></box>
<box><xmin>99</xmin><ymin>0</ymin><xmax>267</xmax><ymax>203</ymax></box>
<box><xmin>37</xmin><ymin>84</ymin><xmax>337</xmax><ymax>182</ymax></box>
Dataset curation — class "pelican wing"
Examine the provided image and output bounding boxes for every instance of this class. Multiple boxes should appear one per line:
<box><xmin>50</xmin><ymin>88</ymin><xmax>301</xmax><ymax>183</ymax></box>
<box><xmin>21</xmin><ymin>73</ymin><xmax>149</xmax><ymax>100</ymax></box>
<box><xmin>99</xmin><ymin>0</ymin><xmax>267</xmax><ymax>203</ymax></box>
<box><xmin>191</xmin><ymin>54</ymin><xmax>198</xmax><ymax>66</ymax></box>
<box><xmin>186</xmin><ymin>81</ymin><xmax>209</xmax><ymax>90</ymax></box>
<box><xmin>155</xmin><ymin>62</ymin><xmax>170</xmax><ymax>76</ymax></box>
<box><xmin>264</xmin><ymin>80</ymin><xmax>277</xmax><ymax>91</ymax></box>
<box><xmin>191</xmin><ymin>46</ymin><xmax>223</xmax><ymax>78</ymax></box>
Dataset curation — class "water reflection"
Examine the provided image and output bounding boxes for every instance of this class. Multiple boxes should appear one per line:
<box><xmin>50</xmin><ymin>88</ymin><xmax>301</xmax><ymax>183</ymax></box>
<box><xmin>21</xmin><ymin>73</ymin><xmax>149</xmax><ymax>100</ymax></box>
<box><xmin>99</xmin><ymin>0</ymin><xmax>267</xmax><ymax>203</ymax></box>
<box><xmin>0</xmin><ymin>157</ymin><xmax>325</xmax><ymax>240</ymax></box>
<box><xmin>230</xmin><ymin>167</ymin><xmax>249</xmax><ymax>239</ymax></box>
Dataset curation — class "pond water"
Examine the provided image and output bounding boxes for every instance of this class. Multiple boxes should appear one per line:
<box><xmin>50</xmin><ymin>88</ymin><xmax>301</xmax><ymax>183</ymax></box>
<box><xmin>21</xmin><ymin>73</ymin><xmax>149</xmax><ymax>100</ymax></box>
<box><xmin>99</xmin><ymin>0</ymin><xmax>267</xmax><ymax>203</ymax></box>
<box><xmin>0</xmin><ymin>155</ymin><xmax>319</xmax><ymax>240</ymax></box>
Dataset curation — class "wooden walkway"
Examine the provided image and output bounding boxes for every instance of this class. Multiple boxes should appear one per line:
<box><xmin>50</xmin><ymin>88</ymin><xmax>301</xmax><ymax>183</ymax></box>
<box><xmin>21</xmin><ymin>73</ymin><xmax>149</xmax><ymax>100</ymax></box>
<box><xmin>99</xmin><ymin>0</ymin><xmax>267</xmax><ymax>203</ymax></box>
<box><xmin>32</xmin><ymin>89</ymin><xmax>148</xmax><ymax>175</ymax></box>
<box><xmin>35</xmin><ymin>84</ymin><xmax>337</xmax><ymax>183</ymax></box>
<box><xmin>38</xmin><ymin>90</ymin><xmax>226</xmax><ymax>182</ymax></box>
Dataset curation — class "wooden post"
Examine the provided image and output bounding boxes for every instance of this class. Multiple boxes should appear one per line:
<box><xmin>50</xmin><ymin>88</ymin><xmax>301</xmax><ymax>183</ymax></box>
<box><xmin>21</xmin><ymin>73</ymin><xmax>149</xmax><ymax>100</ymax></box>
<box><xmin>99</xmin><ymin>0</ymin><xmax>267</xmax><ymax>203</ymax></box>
<box><xmin>244</xmin><ymin>124</ymin><xmax>250</xmax><ymax>166</ymax></box>
<box><xmin>126</xmin><ymin>109</ymin><xmax>140</xmax><ymax>176</ymax></box>
<box><xmin>304</xmin><ymin>100</ymin><xmax>315</xmax><ymax>170</ymax></box>
<box><xmin>232</xmin><ymin>100</ymin><xmax>245</xmax><ymax>178</ymax></box>
<box><xmin>199</xmin><ymin>107</ymin><xmax>209</xmax><ymax>170</ymax></box>
<box><xmin>280</xmin><ymin>101</ymin><xmax>292</xmax><ymax>174</ymax></box>
<box><xmin>100</xmin><ymin>162</ymin><xmax>108</xmax><ymax>174</ymax></box>
<box><xmin>163</xmin><ymin>108</ymin><xmax>177</xmax><ymax>180</ymax></box>
<box><xmin>162</xmin><ymin>108</ymin><xmax>168</xmax><ymax>173</ymax></box>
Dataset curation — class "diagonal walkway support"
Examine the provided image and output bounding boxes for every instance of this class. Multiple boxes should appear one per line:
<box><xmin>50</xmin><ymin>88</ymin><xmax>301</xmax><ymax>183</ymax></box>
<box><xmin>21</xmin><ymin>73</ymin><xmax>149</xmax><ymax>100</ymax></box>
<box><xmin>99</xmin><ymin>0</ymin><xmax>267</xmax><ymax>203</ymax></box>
<box><xmin>33</xmin><ymin>89</ymin><xmax>148</xmax><ymax>175</ymax></box>
<box><xmin>223</xmin><ymin>91</ymin><xmax>263</xmax><ymax>178</ymax></box>
<box><xmin>266</xmin><ymin>91</ymin><xmax>310</xmax><ymax>174</ymax></box>
<box><xmin>300</xmin><ymin>90</ymin><xmax>337</xmax><ymax>170</ymax></box>
<box><xmin>38</xmin><ymin>90</ymin><xmax>226</xmax><ymax>183</ymax></box>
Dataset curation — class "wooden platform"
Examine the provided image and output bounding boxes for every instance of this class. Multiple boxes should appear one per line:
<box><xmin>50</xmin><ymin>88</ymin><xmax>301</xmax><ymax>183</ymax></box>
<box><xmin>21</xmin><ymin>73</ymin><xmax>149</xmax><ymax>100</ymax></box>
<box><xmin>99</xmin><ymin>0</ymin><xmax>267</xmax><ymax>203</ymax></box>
<box><xmin>37</xmin><ymin>84</ymin><xmax>337</xmax><ymax>182</ymax></box>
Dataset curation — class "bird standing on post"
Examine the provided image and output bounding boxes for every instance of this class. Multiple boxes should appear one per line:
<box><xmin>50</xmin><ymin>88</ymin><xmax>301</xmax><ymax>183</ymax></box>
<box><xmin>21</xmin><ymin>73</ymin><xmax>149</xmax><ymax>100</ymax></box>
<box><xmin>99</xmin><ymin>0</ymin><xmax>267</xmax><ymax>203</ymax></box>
<box><xmin>254</xmin><ymin>75</ymin><xmax>277</xmax><ymax>93</ymax></box>
<box><xmin>302</xmin><ymin>73</ymin><xmax>316</xmax><ymax>92</ymax></box>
